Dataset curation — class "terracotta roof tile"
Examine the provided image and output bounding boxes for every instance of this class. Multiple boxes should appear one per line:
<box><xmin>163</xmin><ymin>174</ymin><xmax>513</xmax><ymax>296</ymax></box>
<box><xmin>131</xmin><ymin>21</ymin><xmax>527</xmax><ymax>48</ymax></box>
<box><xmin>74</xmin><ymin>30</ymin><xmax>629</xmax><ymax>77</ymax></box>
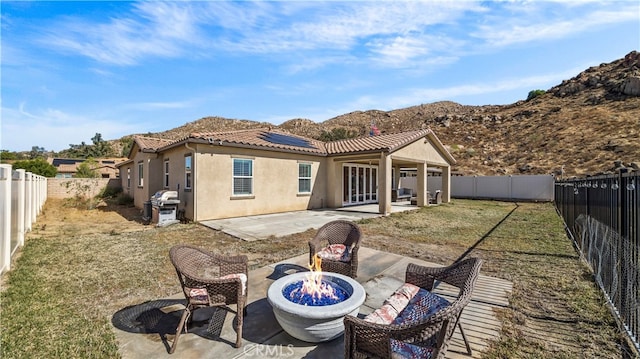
<box><xmin>148</xmin><ymin>128</ymin><xmax>452</xmax><ymax>162</ymax></box>
<box><xmin>179</xmin><ymin>128</ymin><xmax>327</xmax><ymax>155</ymax></box>
<box><xmin>134</xmin><ymin>136</ymin><xmax>173</xmax><ymax>152</ymax></box>
<box><xmin>326</xmin><ymin>129</ymin><xmax>430</xmax><ymax>154</ymax></box>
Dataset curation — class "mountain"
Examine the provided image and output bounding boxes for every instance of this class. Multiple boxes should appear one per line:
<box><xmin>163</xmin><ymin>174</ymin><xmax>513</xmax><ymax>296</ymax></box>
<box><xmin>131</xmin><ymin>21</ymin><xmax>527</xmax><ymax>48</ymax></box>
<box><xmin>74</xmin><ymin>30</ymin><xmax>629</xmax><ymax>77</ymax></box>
<box><xmin>126</xmin><ymin>51</ymin><xmax>640</xmax><ymax>177</ymax></box>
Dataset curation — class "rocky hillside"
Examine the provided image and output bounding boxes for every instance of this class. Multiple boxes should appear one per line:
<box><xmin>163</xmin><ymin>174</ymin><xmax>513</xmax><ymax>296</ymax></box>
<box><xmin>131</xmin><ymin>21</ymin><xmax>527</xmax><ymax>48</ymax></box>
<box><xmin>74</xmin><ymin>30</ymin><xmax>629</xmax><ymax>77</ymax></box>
<box><xmin>129</xmin><ymin>51</ymin><xmax>640</xmax><ymax>177</ymax></box>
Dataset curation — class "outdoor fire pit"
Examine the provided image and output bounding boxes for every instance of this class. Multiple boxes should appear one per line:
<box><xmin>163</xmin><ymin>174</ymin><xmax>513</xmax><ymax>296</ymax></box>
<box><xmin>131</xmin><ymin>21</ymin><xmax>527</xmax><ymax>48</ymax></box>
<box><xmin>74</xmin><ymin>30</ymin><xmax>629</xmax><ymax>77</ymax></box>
<box><xmin>267</xmin><ymin>257</ymin><xmax>366</xmax><ymax>343</ymax></box>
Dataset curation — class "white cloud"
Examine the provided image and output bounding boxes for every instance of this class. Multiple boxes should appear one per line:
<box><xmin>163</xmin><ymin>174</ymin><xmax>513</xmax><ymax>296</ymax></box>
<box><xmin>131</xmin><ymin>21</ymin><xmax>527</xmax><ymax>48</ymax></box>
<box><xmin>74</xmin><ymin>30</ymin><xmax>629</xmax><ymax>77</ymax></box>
<box><xmin>1</xmin><ymin>104</ymin><xmax>142</xmax><ymax>152</ymax></box>
<box><xmin>473</xmin><ymin>4</ymin><xmax>639</xmax><ymax>47</ymax></box>
<box><xmin>40</xmin><ymin>2</ymin><xmax>203</xmax><ymax>65</ymax></box>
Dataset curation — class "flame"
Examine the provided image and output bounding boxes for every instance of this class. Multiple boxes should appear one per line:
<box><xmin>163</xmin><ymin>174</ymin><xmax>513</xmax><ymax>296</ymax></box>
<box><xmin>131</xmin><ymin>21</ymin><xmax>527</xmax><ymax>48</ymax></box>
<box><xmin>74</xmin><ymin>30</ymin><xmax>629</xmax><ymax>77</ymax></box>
<box><xmin>289</xmin><ymin>254</ymin><xmax>338</xmax><ymax>302</ymax></box>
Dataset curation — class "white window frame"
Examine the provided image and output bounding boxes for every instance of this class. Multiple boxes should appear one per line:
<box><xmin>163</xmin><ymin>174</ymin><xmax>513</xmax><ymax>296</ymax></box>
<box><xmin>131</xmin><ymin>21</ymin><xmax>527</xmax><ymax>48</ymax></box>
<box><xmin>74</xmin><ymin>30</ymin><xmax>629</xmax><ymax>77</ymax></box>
<box><xmin>298</xmin><ymin>163</ymin><xmax>312</xmax><ymax>194</ymax></box>
<box><xmin>126</xmin><ymin>168</ymin><xmax>131</xmax><ymax>188</ymax></box>
<box><xmin>232</xmin><ymin>158</ymin><xmax>253</xmax><ymax>196</ymax></box>
<box><xmin>164</xmin><ymin>159</ymin><xmax>170</xmax><ymax>188</ymax></box>
<box><xmin>137</xmin><ymin>161</ymin><xmax>144</xmax><ymax>187</ymax></box>
<box><xmin>184</xmin><ymin>154</ymin><xmax>192</xmax><ymax>190</ymax></box>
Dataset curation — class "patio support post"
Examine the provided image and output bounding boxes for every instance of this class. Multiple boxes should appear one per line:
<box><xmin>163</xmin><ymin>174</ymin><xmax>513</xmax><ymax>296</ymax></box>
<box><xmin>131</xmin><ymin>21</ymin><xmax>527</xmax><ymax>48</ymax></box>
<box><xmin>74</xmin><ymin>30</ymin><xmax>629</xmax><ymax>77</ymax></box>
<box><xmin>417</xmin><ymin>162</ymin><xmax>427</xmax><ymax>207</ymax></box>
<box><xmin>393</xmin><ymin>165</ymin><xmax>401</xmax><ymax>190</ymax></box>
<box><xmin>379</xmin><ymin>152</ymin><xmax>392</xmax><ymax>216</ymax></box>
<box><xmin>442</xmin><ymin>166</ymin><xmax>451</xmax><ymax>203</ymax></box>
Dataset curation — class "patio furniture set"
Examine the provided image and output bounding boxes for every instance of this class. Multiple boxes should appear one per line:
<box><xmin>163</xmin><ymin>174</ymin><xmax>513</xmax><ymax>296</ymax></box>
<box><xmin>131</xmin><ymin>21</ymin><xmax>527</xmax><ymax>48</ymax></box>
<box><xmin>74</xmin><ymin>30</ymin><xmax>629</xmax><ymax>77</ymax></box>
<box><xmin>168</xmin><ymin>220</ymin><xmax>483</xmax><ymax>358</ymax></box>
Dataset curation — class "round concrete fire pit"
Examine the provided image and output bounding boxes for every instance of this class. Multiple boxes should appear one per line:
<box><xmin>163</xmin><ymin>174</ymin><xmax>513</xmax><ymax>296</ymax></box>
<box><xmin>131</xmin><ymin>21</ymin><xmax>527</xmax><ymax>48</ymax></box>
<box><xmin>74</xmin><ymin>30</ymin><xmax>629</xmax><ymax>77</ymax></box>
<box><xmin>267</xmin><ymin>272</ymin><xmax>366</xmax><ymax>343</ymax></box>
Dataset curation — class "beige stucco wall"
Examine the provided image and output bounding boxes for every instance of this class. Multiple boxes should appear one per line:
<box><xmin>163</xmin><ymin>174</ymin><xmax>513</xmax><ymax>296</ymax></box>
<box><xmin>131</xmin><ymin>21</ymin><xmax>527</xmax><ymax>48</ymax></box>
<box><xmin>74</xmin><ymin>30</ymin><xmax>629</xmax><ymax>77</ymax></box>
<box><xmin>119</xmin><ymin>163</ymin><xmax>134</xmax><ymax>197</ymax></box>
<box><xmin>121</xmin><ymin>144</ymin><xmax>165</xmax><ymax>208</ymax></box>
<box><xmin>159</xmin><ymin>145</ymin><xmax>194</xmax><ymax>219</ymax></box>
<box><xmin>47</xmin><ymin>178</ymin><xmax>119</xmax><ymax>199</ymax></box>
<box><xmin>391</xmin><ymin>139</ymin><xmax>451</xmax><ymax>167</ymax></box>
<box><xmin>192</xmin><ymin>144</ymin><xmax>327</xmax><ymax>221</ymax></box>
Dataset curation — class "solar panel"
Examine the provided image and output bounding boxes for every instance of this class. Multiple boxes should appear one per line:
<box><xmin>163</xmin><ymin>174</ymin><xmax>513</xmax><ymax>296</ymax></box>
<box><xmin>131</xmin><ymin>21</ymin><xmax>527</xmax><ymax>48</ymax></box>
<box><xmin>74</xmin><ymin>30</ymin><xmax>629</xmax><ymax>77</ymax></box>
<box><xmin>52</xmin><ymin>158</ymin><xmax>84</xmax><ymax>166</ymax></box>
<box><xmin>260</xmin><ymin>132</ymin><xmax>316</xmax><ymax>149</ymax></box>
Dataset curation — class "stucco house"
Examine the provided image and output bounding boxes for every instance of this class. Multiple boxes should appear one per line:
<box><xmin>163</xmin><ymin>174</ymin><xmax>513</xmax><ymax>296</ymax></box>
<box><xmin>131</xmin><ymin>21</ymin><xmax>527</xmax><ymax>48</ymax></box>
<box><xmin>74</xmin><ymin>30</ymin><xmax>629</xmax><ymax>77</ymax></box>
<box><xmin>116</xmin><ymin>128</ymin><xmax>456</xmax><ymax>222</ymax></box>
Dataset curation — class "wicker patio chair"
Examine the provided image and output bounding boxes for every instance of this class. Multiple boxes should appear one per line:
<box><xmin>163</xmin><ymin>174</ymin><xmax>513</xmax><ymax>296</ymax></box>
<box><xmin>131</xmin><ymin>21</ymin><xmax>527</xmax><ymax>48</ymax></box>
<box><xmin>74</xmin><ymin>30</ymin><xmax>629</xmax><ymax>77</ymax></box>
<box><xmin>309</xmin><ymin>220</ymin><xmax>362</xmax><ymax>278</ymax></box>
<box><xmin>168</xmin><ymin>244</ymin><xmax>248</xmax><ymax>353</ymax></box>
<box><xmin>429</xmin><ymin>190</ymin><xmax>443</xmax><ymax>205</ymax></box>
<box><xmin>344</xmin><ymin>257</ymin><xmax>483</xmax><ymax>359</ymax></box>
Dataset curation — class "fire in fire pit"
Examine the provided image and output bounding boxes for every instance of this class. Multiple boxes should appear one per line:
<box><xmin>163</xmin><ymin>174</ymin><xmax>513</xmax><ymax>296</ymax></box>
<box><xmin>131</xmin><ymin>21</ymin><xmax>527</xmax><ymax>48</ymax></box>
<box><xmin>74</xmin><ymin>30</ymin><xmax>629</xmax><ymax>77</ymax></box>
<box><xmin>283</xmin><ymin>255</ymin><xmax>349</xmax><ymax>306</ymax></box>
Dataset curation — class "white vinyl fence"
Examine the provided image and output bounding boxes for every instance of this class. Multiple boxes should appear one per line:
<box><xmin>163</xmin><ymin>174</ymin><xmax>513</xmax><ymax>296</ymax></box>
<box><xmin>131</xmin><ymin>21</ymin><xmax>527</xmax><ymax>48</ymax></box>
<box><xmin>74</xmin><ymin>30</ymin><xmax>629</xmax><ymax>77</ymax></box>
<box><xmin>399</xmin><ymin>174</ymin><xmax>555</xmax><ymax>202</ymax></box>
<box><xmin>453</xmin><ymin>175</ymin><xmax>555</xmax><ymax>201</ymax></box>
<box><xmin>0</xmin><ymin>164</ymin><xmax>48</xmax><ymax>273</ymax></box>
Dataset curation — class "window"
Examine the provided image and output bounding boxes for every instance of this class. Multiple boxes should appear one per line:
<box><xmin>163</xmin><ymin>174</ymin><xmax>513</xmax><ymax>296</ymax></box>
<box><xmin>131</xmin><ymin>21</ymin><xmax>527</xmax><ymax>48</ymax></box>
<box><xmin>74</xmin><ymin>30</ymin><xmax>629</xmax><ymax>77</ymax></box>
<box><xmin>298</xmin><ymin>163</ymin><xmax>312</xmax><ymax>193</ymax></box>
<box><xmin>164</xmin><ymin>160</ymin><xmax>170</xmax><ymax>188</ymax></box>
<box><xmin>137</xmin><ymin>161</ymin><xmax>144</xmax><ymax>187</ymax></box>
<box><xmin>184</xmin><ymin>155</ymin><xmax>192</xmax><ymax>189</ymax></box>
<box><xmin>233</xmin><ymin>158</ymin><xmax>253</xmax><ymax>195</ymax></box>
<box><xmin>126</xmin><ymin>168</ymin><xmax>131</xmax><ymax>188</ymax></box>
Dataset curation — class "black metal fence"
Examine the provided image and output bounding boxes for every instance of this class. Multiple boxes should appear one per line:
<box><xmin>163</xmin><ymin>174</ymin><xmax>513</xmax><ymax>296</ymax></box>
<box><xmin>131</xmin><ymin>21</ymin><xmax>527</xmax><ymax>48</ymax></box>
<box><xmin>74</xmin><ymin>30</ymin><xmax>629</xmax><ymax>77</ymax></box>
<box><xmin>555</xmin><ymin>171</ymin><xmax>639</xmax><ymax>354</ymax></box>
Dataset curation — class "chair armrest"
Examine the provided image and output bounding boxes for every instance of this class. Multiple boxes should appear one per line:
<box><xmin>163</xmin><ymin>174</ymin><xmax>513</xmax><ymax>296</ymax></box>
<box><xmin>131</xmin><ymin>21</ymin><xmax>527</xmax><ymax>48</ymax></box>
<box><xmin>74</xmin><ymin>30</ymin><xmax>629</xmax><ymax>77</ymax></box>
<box><xmin>405</xmin><ymin>262</ymin><xmax>445</xmax><ymax>290</ymax></box>
<box><xmin>344</xmin><ymin>312</ymin><xmax>452</xmax><ymax>358</ymax></box>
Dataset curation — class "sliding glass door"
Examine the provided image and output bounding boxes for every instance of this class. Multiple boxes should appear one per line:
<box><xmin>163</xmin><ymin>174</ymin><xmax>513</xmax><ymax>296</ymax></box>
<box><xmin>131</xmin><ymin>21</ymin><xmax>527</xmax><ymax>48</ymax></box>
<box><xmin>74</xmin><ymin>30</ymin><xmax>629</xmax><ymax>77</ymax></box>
<box><xmin>342</xmin><ymin>164</ymin><xmax>378</xmax><ymax>206</ymax></box>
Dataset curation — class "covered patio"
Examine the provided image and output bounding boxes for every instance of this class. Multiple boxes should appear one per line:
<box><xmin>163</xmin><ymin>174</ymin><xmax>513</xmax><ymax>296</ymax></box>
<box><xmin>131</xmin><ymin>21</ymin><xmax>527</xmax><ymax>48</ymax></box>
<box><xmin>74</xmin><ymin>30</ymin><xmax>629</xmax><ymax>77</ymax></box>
<box><xmin>112</xmin><ymin>247</ymin><xmax>511</xmax><ymax>358</ymax></box>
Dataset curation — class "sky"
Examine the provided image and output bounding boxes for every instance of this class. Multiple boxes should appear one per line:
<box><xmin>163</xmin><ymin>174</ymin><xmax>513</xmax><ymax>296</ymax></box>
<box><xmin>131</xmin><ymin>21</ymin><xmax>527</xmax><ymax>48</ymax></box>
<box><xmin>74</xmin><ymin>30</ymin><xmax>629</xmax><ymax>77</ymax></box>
<box><xmin>1</xmin><ymin>1</ymin><xmax>639</xmax><ymax>153</ymax></box>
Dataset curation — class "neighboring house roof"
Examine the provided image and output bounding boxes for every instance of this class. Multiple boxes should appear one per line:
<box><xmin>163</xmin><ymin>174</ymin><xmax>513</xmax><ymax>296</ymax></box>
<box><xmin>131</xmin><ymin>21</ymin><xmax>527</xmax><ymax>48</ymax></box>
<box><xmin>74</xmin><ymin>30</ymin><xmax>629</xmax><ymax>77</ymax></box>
<box><xmin>56</xmin><ymin>163</ymin><xmax>78</xmax><ymax>173</ymax></box>
<box><xmin>126</xmin><ymin>128</ymin><xmax>456</xmax><ymax>165</ymax></box>
<box><xmin>48</xmin><ymin>157</ymin><xmax>126</xmax><ymax>176</ymax></box>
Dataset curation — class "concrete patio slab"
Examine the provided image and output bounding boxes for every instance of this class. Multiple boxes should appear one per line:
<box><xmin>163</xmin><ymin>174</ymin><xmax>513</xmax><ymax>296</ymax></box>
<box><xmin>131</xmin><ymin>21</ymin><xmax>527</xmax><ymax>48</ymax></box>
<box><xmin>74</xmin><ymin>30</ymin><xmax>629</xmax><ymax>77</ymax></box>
<box><xmin>199</xmin><ymin>203</ymin><xmax>418</xmax><ymax>241</ymax></box>
<box><xmin>112</xmin><ymin>247</ymin><xmax>512</xmax><ymax>359</ymax></box>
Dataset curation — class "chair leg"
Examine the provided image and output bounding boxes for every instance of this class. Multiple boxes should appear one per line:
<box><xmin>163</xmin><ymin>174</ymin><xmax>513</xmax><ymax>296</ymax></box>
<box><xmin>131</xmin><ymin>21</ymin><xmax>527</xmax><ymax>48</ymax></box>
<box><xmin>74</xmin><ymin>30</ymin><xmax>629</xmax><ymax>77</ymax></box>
<box><xmin>236</xmin><ymin>303</ymin><xmax>244</xmax><ymax>348</ymax></box>
<box><xmin>451</xmin><ymin>311</ymin><xmax>472</xmax><ymax>356</ymax></box>
<box><xmin>456</xmin><ymin>320</ymin><xmax>472</xmax><ymax>355</ymax></box>
<box><xmin>170</xmin><ymin>307</ymin><xmax>190</xmax><ymax>354</ymax></box>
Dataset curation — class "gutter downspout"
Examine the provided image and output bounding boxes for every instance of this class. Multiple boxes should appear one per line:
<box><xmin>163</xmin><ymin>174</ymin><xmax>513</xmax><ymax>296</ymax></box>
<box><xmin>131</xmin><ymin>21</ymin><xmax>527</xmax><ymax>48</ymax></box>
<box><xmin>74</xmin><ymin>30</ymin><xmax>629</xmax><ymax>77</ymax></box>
<box><xmin>185</xmin><ymin>142</ymin><xmax>197</xmax><ymax>222</ymax></box>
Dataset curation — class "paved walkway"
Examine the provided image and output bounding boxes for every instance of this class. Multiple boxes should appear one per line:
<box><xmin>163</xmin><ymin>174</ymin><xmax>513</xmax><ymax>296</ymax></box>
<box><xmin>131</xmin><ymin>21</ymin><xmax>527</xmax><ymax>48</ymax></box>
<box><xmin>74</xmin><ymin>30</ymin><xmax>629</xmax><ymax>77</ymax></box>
<box><xmin>112</xmin><ymin>247</ymin><xmax>512</xmax><ymax>359</ymax></box>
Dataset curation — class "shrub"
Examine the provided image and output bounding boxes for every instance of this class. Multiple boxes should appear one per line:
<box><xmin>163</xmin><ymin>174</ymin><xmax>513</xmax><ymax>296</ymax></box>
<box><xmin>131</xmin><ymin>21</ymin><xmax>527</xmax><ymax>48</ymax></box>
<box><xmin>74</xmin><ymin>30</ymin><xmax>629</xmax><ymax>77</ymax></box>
<box><xmin>115</xmin><ymin>193</ymin><xmax>134</xmax><ymax>206</ymax></box>
<box><xmin>527</xmin><ymin>89</ymin><xmax>546</xmax><ymax>101</ymax></box>
<box><xmin>99</xmin><ymin>186</ymin><xmax>122</xmax><ymax>199</ymax></box>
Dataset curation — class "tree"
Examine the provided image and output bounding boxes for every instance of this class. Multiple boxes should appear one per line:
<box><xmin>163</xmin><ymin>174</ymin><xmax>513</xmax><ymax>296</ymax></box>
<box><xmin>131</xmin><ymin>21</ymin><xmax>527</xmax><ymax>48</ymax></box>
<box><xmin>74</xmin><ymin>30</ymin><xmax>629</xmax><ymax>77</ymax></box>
<box><xmin>59</xmin><ymin>133</ymin><xmax>116</xmax><ymax>158</ymax></box>
<box><xmin>29</xmin><ymin>146</ymin><xmax>46</xmax><ymax>159</ymax></box>
<box><xmin>12</xmin><ymin>158</ymin><xmax>57</xmax><ymax>177</ymax></box>
<box><xmin>120</xmin><ymin>137</ymin><xmax>134</xmax><ymax>157</ymax></box>
<box><xmin>75</xmin><ymin>158</ymin><xmax>100</xmax><ymax>178</ymax></box>
<box><xmin>0</xmin><ymin>150</ymin><xmax>18</xmax><ymax>162</ymax></box>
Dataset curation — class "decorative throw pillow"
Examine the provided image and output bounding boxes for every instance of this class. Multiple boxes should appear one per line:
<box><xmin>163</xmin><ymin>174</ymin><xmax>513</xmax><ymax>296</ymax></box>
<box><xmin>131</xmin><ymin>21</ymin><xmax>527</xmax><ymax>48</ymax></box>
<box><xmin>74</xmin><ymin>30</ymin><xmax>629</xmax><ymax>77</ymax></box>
<box><xmin>185</xmin><ymin>287</ymin><xmax>209</xmax><ymax>305</ymax></box>
<box><xmin>317</xmin><ymin>244</ymin><xmax>351</xmax><ymax>262</ymax></box>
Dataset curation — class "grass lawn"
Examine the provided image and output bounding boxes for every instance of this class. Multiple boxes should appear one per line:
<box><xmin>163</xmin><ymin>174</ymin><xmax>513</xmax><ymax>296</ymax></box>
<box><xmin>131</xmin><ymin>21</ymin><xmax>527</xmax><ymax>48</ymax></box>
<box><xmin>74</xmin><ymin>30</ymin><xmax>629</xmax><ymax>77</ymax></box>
<box><xmin>0</xmin><ymin>199</ymin><xmax>633</xmax><ymax>358</ymax></box>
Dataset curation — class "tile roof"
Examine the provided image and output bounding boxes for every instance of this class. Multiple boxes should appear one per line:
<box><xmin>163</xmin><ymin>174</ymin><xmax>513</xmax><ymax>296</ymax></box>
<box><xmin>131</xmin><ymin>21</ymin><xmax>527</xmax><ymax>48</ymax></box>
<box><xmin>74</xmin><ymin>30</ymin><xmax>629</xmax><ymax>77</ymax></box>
<box><xmin>134</xmin><ymin>136</ymin><xmax>174</xmax><ymax>152</ymax></box>
<box><xmin>168</xmin><ymin>128</ymin><xmax>327</xmax><ymax>155</ymax></box>
<box><xmin>151</xmin><ymin>127</ymin><xmax>453</xmax><ymax>163</ymax></box>
<box><xmin>325</xmin><ymin>129</ymin><xmax>431</xmax><ymax>155</ymax></box>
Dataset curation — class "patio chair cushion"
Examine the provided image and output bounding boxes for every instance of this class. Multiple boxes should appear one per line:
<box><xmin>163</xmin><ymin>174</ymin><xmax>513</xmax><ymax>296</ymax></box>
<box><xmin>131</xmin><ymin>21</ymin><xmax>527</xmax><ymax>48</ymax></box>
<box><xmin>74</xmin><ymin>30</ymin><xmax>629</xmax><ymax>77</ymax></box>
<box><xmin>220</xmin><ymin>273</ymin><xmax>248</xmax><ymax>295</ymax></box>
<box><xmin>316</xmin><ymin>244</ymin><xmax>352</xmax><ymax>262</ymax></box>
<box><xmin>363</xmin><ymin>283</ymin><xmax>420</xmax><ymax>324</ymax></box>
<box><xmin>363</xmin><ymin>283</ymin><xmax>450</xmax><ymax>326</ymax></box>
<box><xmin>391</xmin><ymin>288</ymin><xmax>450</xmax><ymax>325</ymax></box>
<box><xmin>390</xmin><ymin>338</ymin><xmax>434</xmax><ymax>359</ymax></box>
<box><xmin>185</xmin><ymin>287</ymin><xmax>210</xmax><ymax>305</ymax></box>
<box><xmin>183</xmin><ymin>273</ymin><xmax>247</xmax><ymax>305</ymax></box>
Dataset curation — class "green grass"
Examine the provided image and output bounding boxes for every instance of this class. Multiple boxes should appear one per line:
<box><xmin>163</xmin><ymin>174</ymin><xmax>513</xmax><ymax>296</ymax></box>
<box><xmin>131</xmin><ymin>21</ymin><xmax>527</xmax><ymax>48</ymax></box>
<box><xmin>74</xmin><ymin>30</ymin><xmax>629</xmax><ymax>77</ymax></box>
<box><xmin>0</xmin><ymin>199</ymin><xmax>632</xmax><ymax>358</ymax></box>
